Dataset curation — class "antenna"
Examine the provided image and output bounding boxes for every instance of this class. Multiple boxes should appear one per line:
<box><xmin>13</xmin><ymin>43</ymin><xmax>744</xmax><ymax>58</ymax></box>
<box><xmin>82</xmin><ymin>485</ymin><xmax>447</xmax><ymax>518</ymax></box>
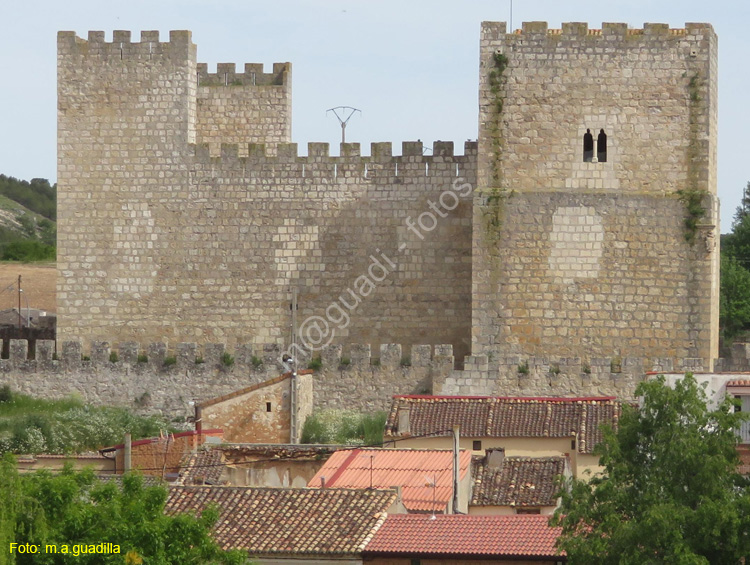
<box><xmin>327</xmin><ymin>106</ymin><xmax>361</xmax><ymax>144</ymax></box>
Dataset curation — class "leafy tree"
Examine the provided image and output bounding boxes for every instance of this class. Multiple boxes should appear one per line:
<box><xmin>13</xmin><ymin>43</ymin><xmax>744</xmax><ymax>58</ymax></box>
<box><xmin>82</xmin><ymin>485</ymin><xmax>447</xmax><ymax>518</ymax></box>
<box><xmin>0</xmin><ymin>175</ymin><xmax>56</xmax><ymax>221</ymax></box>
<box><xmin>552</xmin><ymin>374</ymin><xmax>750</xmax><ymax>564</ymax></box>
<box><xmin>733</xmin><ymin>181</ymin><xmax>750</xmax><ymax>229</ymax></box>
<box><xmin>721</xmin><ymin>255</ymin><xmax>750</xmax><ymax>341</ymax></box>
<box><xmin>0</xmin><ymin>457</ymin><xmax>249</xmax><ymax>564</ymax></box>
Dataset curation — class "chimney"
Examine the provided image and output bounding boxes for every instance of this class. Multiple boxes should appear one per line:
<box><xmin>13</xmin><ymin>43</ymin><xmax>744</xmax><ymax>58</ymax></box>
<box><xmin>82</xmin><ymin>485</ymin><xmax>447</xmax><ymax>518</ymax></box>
<box><xmin>123</xmin><ymin>433</ymin><xmax>132</xmax><ymax>473</ymax></box>
<box><xmin>320</xmin><ymin>476</ymin><xmax>326</xmax><ymax>489</ymax></box>
<box><xmin>398</xmin><ymin>407</ymin><xmax>411</xmax><ymax>435</ymax></box>
<box><xmin>487</xmin><ymin>448</ymin><xmax>505</xmax><ymax>469</ymax></box>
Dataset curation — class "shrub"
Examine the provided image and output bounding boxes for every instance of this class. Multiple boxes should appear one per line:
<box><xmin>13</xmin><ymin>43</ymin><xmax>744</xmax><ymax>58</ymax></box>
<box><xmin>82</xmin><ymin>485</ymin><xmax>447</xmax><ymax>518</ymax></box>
<box><xmin>109</xmin><ymin>352</ymin><xmax>119</xmax><ymax>363</ymax></box>
<box><xmin>307</xmin><ymin>357</ymin><xmax>322</xmax><ymax>371</ymax></box>
<box><xmin>163</xmin><ymin>356</ymin><xmax>176</xmax><ymax>367</ymax></box>
<box><xmin>221</xmin><ymin>352</ymin><xmax>234</xmax><ymax>367</ymax></box>
<box><xmin>251</xmin><ymin>355</ymin><xmax>263</xmax><ymax>368</ymax></box>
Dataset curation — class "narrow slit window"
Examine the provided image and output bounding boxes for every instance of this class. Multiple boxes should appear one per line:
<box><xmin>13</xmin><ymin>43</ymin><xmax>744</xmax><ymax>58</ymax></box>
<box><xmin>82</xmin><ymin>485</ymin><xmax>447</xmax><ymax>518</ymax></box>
<box><xmin>597</xmin><ymin>129</ymin><xmax>608</xmax><ymax>163</ymax></box>
<box><xmin>266</xmin><ymin>402</ymin><xmax>272</xmax><ymax>412</ymax></box>
<box><xmin>583</xmin><ymin>129</ymin><xmax>594</xmax><ymax>162</ymax></box>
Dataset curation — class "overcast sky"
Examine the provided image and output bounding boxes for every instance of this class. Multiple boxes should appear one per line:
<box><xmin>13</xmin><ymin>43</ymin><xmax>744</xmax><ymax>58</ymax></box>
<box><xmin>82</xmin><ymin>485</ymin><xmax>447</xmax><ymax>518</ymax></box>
<box><xmin>1</xmin><ymin>0</ymin><xmax>747</xmax><ymax>231</ymax></box>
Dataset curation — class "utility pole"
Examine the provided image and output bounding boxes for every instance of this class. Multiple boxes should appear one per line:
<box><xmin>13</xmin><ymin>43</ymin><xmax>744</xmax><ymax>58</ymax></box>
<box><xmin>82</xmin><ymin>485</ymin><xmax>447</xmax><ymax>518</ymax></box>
<box><xmin>452</xmin><ymin>425</ymin><xmax>460</xmax><ymax>513</ymax></box>
<box><xmin>327</xmin><ymin>106</ymin><xmax>361</xmax><ymax>144</ymax></box>
<box><xmin>17</xmin><ymin>275</ymin><xmax>21</xmax><ymax>331</ymax></box>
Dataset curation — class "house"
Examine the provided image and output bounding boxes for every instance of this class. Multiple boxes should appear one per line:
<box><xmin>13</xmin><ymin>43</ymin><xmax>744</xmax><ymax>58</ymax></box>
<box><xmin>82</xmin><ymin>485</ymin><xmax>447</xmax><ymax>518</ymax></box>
<box><xmin>165</xmin><ymin>486</ymin><xmax>406</xmax><ymax>564</ymax></box>
<box><xmin>470</xmin><ymin>450</ymin><xmax>568</xmax><ymax>515</ymax></box>
<box><xmin>384</xmin><ymin>395</ymin><xmax>621</xmax><ymax>478</ymax></box>
<box><xmin>99</xmin><ymin>429</ymin><xmax>223</xmax><ymax>478</ymax></box>
<box><xmin>362</xmin><ymin>514</ymin><xmax>566</xmax><ymax>564</ymax></box>
<box><xmin>178</xmin><ymin>443</ymin><xmax>338</xmax><ymax>487</ymax></box>
<box><xmin>198</xmin><ymin>370</ymin><xmax>313</xmax><ymax>444</ymax></box>
<box><xmin>308</xmin><ymin>447</ymin><xmax>472</xmax><ymax>514</ymax></box>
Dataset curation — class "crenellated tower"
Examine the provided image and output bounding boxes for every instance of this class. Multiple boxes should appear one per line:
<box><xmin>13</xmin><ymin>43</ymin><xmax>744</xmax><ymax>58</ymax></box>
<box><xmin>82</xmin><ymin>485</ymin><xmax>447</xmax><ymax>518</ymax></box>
<box><xmin>473</xmin><ymin>22</ymin><xmax>719</xmax><ymax>371</ymax></box>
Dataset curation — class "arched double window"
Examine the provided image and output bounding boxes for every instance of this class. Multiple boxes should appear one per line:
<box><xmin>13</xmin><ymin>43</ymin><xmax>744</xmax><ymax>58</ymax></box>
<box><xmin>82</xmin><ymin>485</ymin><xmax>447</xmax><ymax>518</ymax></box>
<box><xmin>582</xmin><ymin>129</ymin><xmax>608</xmax><ymax>162</ymax></box>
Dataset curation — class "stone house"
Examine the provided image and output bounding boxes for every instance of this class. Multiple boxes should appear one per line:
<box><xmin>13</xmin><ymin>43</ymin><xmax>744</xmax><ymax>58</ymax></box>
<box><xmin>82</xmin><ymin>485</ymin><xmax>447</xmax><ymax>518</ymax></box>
<box><xmin>198</xmin><ymin>369</ymin><xmax>313</xmax><ymax>444</ymax></box>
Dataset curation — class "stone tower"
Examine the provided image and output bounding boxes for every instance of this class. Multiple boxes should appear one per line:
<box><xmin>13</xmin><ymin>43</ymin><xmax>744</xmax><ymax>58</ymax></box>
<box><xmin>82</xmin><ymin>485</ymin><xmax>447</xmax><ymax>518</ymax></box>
<box><xmin>472</xmin><ymin>22</ymin><xmax>719</xmax><ymax>371</ymax></box>
<box><xmin>56</xmin><ymin>31</ymin><xmax>475</xmax><ymax>355</ymax></box>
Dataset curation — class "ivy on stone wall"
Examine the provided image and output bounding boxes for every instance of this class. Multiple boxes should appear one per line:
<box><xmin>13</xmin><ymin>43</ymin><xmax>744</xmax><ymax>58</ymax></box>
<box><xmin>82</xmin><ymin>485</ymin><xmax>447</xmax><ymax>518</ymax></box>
<box><xmin>679</xmin><ymin>72</ymin><xmax>708</xmax><ymax>244</ymax></box>
<box><xmin>488</xmin><ymin>51</ymin><xmax>508</xmax><ymax>187</ymax></box>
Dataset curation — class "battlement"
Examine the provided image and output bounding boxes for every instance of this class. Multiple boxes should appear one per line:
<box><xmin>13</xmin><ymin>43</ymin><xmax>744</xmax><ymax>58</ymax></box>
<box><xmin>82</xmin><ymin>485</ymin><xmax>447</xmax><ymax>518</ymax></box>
<box><xmin>0</xmin><ymin>339</ymin><xmax>457</xmax><ymax>371</ymax></box>
<box><xmin>57</xmin><ymin>30</ymin><xmax>195</xmax><ymax>60</ymax></box>
<box><xmin>197</xmin><ymin>62</ymin><xmax>289</xmax><ymax>86</ymax></box>
<box><xmin>190</xmin><ymin>140</ymin><xmax>477</xmax><ymax>162</ymax></box>
<box><xmin>491</xmin><ymin>21</ymin><xmax>713</xmax><ymax>39</ymax></box>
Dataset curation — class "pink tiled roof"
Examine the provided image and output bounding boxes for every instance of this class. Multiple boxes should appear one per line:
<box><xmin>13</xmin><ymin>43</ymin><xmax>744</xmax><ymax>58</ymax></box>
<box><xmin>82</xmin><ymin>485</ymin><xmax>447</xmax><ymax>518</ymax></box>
<box><xmin>727</xmin><ymin>380</ymin><xmax>750</xmax><ymax>387</ymax></box>
<box><xmin>363</xmin><ymin>514</ymin><xmax>564</xmax><ymax>558</ymax></box>
<box><xmin>385</xmin><ymin>395</ymin><xmax>621</xmax><ymax>454</ymax></box>
<box><xmin>308</xmin><ymin>448</ymin><xmax>471</xmax><ymax>512</ymax></box>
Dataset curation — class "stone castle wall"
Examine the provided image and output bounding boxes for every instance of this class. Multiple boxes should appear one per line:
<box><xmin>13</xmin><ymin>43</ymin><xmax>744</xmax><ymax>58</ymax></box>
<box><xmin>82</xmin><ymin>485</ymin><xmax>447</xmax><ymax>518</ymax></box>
<box><xmin>196</xmin><ymin>62</ymin><xmax>292</xmax><ymax>154</ymax></box>
<box><xmin>53</xmin><ymin>23</ymin><xmax>722</xmax><ymax>409</ymax></box>
<box><xmin>473</xmin><ymin>22</ymin><xmax>719</xmax><ymax>367</ymax></box>
<box><xmin>57</xmin><ymin>31</ymin><xmax>476</xmax><ymax>359</ymax></box>
<box><xmin>0</xmin><ymin>340</ymin><xmax>454</xmax><ymax>419</ymax></box>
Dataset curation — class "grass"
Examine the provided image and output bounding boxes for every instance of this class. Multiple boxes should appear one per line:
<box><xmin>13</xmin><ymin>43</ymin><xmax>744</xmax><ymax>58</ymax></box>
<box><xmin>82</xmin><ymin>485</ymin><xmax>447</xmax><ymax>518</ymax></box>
<box><xmin>0</xmin><ymin>386</ymin><xmax>172</xmax><ymax>454</ymax></box>
<box><xmin>300</xmin><ymin>410</ymin><xmax>387</xmax><ymax>446</ymax></box>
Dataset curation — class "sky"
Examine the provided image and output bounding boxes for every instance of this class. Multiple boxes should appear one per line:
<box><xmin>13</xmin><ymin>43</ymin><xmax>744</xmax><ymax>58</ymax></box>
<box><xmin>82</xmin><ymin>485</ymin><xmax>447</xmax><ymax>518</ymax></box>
<box><xmin>0</xmin><ymin>0</ymin><xmax>748</xmax><ymax>232</ymax></box>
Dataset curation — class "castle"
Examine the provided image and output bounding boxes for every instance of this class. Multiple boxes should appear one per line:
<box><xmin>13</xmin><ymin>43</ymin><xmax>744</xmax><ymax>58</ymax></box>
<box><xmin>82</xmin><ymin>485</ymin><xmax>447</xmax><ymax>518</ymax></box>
<box><xmin>46</xmin><ymin>22</ymin><xmax>719</xmax><ymax>412</ymax></box>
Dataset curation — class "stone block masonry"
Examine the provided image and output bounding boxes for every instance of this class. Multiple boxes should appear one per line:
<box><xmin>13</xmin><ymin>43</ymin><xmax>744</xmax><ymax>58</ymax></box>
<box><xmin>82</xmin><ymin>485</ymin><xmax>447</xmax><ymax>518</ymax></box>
<box><xmin>474</xmin><ymin>22</ymin><xmax>719</xmax><ymax>369</ymax></box>
<box><xmin>57</xmin><ymin>30</ymin><xmax>476</xmax><ymax>360</ymax></box>
<box><xmin>55</xmin><ymin>23</ymin><xmax>721</xmax><ymax>410</ymax></box>
<box><xmin>0</xmin><ymin>340</ymin><xmax>454</xmax><ymax>419</ymax></box>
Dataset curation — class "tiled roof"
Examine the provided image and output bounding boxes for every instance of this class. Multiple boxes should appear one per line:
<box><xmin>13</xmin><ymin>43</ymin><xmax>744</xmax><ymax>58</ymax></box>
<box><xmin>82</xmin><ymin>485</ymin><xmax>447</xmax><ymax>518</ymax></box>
<box><xmin>96</xmin><ymin>474</ymin><xmax>165</xmax><ymax>487</ymax></box>
<box><xmin>165</xmin><ymin>486</ymin><xmax>396</xmax><ymax>555</ymax></box>
<box><xmin>178</xmin><ymin>448</ymin><xmax>227</xmax><ymax>485</ymax></box>
<box><xmin>308</xmin><ymin>448</ymin><xmax>471</xmax><ymax>512</ymax></box>
<box><xmin>363</xmin><ymin>514</ymin><xmax>564</xmax><ymax>559</ymax></box>
<box><xmin>471</xmin><ymin>454</ymin><xmax>566</xmax><ymax>507</ymax></box>
<box><xmin>385</xmin><ymin>395</ymin><xmax>621</xmax><ymax>454</ymax></box>
<box><xmin>727</xmin><ymin>379</ymin><xmax>750</xmax><ymax>387</ymax></box>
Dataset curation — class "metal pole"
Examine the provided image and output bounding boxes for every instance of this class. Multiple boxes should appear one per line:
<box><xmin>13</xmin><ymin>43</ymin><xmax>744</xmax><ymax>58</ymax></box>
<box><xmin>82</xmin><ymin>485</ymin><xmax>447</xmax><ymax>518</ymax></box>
<box><xmin>452</xmin><ymin>425</ymin><xmax>460</xmax><ymax>513</ymax></box>
<box><xmin>124</xmin><ymin>433</ymin><xmax>132</xmax><ymax>473</ymax></box>
<box><xmin>17</xmin><ymin>275</ymin><xmax>21</xmax><ymax>331</ymax></box>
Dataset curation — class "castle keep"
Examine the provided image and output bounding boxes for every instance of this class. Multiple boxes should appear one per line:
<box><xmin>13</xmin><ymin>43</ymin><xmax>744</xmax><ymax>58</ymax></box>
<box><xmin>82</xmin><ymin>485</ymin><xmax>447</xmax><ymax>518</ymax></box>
<box><xmin>52</xmin><ymin>22</ymin><xmax>719</xmax><ymax>409</ymax></box>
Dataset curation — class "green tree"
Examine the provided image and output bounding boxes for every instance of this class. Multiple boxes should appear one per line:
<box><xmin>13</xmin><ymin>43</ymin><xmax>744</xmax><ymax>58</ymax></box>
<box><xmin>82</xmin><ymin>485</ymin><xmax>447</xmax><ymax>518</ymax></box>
<box><xmin>721</xmin><ymin>255</ymin><xmax>750</xmax><ymax>341</ymax></box>
<box><xmin>552</xmin><ymin>374</ymin><xmax>750</xmax><ymax>564</ymax></box>
<box><xmin>733</xmin><ymin>181</ymin><xmax>750</xmax><ymax>228</ymax></box>
<box><xmin>0</xmin><ymin>459</ymin><xmax>249</xmax><ymax>564</ymax></box>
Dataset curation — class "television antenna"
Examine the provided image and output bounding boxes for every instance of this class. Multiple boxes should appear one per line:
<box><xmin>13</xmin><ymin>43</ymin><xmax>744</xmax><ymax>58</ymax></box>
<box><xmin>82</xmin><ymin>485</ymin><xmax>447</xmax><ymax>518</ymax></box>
<box><xmin>327</xmin><ymin>106</ymin><xmax>361</xmax><ymax>144</ymax></box>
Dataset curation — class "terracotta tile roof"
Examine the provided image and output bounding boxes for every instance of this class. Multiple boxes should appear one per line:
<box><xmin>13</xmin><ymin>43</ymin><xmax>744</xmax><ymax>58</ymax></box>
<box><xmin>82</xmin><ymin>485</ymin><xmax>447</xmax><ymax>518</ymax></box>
<box><xmin>165</xmin><ymin>486</ymin><xmax>396</xmax><ymax>555</ymax></box>
<box><xmin>178</xmin><ymin>448</ymin><xmax>227</xmax><ymax>485</ymax></box>
<box><xmin>308</xmin><ymin>448</ymin><xmax>472</xmax><ymax>512</ymax></box>
<box><xmin>363</xmin><ymin>514</ymin><xmax>564</xmax><ymax>559</ymax></box>
<box><xmin>471</xmin><ymin>454</ymin><xmax>566</xmax><ymax>507</ymax></box>
<box><xmin>727</xmin><ymin>380</ymin><xmax>750</xmax><ymax>387</ymax></box>
<box><xmin>96</xmin><ymin>474</ymin><xmax>165</xmax><ymax>487</ymax></box>
<box><xmin>385</xmin><ymin>395</ymin><xmax>621</xmax><ymax>453</ymax></box>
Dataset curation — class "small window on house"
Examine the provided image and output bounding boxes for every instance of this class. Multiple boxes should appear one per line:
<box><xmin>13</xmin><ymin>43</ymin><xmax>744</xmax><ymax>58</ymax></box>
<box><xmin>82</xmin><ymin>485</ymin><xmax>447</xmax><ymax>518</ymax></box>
<box><xmin>517</xmin><ymin>508</ymin><xmax>541</xmax><ymax>515</ymax></box>
<box><xmin>736</xmin><ymin>396</ymin><xmax>742</xmax><ymax>413</ymax></box>
<box><xmin>583</xmin><ymin>129</ymin><xmax>594</xmax><ymax>162</ymax></box>
<box><xmin>597</xmin><ymin>129</ymin><xmax>608</xmax><ymax>162</ymax></box>
<box><xmin>571</xmin><ymin>438</ymin><xmax>577</xmax><ymax>450</ymax></box>
<box><xmin>411</xmin><ymin>560</ymin><xmax>421</xmax><ymax>565</ymax></box>
<box><xmin>472</xmin><ymin>440</ymin><xmax>482</xmax><ymax>451</ymax></box>
<box><xmin>266</xmin><ymin>402</ymin><xmax>272</xmax><ymax>413</ymax></box>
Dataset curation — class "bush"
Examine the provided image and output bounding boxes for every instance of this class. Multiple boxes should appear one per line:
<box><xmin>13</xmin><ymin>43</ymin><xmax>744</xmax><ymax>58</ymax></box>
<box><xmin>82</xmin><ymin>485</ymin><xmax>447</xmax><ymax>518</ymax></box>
<box><xmin>0</xmin><ymin>240</ymin><xmax>56</xmax><ymax>262</ymax></box>
<box><xmin>301</xmin><ymin>410</ymin><xmax>387</xmax><ymax>445</ymax></box>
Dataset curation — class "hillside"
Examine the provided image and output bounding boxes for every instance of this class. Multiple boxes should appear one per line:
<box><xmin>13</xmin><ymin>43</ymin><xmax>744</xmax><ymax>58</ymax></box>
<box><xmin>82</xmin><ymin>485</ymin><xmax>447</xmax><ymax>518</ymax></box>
<box><xmin>0</xmin><ymin>175</ymin><xmax>56</xmax><ymax>261</ymax></box>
